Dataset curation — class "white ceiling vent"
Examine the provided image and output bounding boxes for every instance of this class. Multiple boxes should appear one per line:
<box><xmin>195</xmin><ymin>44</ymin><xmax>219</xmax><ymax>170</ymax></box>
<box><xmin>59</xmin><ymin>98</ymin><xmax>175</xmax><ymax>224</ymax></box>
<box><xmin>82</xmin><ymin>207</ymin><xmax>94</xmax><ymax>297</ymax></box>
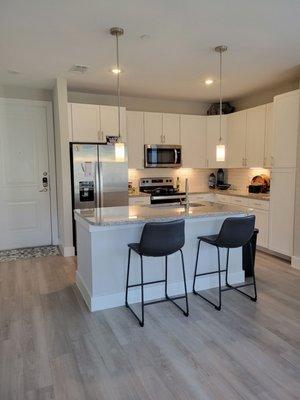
<box><xmin>69</xmin><ymin>64</ymin><xmax>89</xmax><ymax>74</ymax></box>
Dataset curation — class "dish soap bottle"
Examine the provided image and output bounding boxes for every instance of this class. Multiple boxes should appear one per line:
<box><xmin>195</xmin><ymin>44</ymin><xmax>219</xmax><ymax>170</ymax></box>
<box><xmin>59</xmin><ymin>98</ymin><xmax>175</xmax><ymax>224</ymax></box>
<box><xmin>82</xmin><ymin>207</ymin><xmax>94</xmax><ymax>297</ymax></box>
<box><xmin>208</xmin><ymin>173</ymin><xmax>216</xmax><ymax>189</ymax></box>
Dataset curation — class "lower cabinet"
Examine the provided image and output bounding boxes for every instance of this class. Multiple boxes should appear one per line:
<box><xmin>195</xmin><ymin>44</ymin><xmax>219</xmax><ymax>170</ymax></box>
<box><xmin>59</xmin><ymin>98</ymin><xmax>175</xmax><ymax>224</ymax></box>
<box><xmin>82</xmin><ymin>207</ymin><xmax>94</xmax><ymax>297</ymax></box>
<box><xmin>249</xmin><ymin>209</ymin><xmax>269</xmax><ymax>248</ymax></box>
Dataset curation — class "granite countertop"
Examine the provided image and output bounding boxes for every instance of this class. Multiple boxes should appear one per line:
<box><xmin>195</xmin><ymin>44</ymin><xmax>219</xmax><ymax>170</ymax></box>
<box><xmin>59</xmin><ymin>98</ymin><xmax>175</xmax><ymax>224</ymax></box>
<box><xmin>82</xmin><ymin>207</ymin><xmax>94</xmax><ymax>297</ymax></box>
<box><xmin>74</xmin><ymin>202</ymin><xmax>252</xmax><ymax>226</ymax></box>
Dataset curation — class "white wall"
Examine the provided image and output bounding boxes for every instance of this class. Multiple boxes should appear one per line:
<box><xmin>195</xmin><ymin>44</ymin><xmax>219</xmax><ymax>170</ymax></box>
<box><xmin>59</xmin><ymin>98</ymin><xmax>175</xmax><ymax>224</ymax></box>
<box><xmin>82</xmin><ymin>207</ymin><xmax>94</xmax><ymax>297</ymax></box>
<box><xmin>0</xmin><ymin>84</ymin><xmax>52</xmax><ymax>101</ymax></box>
<box><xmin>68</xmin><ymin>90</ymin><xmax>209</xmax><ymax>115</ymax></box>
<box><xmin>53</xmin><ymin>78</ymin><xmax>74</xmax><ymax>256</ymax></box>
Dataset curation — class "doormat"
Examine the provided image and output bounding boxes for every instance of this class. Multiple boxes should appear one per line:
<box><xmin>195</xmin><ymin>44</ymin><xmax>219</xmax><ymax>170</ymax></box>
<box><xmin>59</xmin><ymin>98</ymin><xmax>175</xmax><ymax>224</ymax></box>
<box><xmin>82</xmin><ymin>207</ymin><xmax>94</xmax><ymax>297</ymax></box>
<box><xmin>0</xmin><ymin>245</ymin><xmax>60</xmax><ymax>262</ymax></box>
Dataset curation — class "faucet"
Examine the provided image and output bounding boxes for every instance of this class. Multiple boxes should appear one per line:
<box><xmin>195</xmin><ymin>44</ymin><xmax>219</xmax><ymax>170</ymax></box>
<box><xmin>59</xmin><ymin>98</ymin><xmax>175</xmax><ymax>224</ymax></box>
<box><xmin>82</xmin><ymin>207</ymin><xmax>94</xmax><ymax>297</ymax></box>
<box><xmin>180</xmin><ymin>178</ymin><xmax>190</xmax><ymax>209</ymax></box>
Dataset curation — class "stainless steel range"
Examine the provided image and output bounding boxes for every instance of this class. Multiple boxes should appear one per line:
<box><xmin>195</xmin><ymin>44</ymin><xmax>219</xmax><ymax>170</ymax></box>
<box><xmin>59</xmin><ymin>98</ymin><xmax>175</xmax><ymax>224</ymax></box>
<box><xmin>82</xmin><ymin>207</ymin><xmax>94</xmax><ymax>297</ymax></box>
<box><xmin>139</xmin><ymin>177</ymin><xmax>186</xmax><ymax>204</ymax></box>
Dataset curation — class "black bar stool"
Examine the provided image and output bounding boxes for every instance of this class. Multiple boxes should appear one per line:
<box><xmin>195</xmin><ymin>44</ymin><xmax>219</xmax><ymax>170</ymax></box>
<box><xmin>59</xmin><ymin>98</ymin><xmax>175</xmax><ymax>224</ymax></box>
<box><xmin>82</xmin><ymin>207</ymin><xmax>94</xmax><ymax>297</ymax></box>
<box><xmin>125</xmin><ymin>219</ymin><xmax>189</xmax><ymax>327</ymax></box>
<box><xmin>193</xmin><ymin>215</ymin><xmax>257</xmax><ymax>310</ymax></box>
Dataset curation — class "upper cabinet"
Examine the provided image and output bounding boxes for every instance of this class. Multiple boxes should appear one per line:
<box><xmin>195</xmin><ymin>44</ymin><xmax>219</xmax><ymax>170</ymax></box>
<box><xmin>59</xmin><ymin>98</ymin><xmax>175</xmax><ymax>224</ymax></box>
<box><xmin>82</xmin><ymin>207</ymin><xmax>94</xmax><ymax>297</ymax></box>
<box><xmin>69</xmin><ymin>103</ymin><xmax>126</xmax><ymax>143</ymax></box>
<box><xmin>99</xmin><ymin>105</ymin><xmax>127</xmax><ymax>142</ymax></box>
<box><xmin>127</xmin><ymin>111</ymin><xmax>144</xmax><ymax>169</ymax></box>
<box><xmin>206</xmin><ymin>115</ymin><xmax>227</xmax><ymax>168</ymax></box>
<box><xmin>245</xmin><ymin>105</ymin><xmax>266</xmax><ymax>167</ymax></box>
<box><xmin>272</xmin><ymin>90</ymin><xmax>300</xmax><ymax>168</ymax></box>
<box><xmin>227</xmin><ymin>110</ymin><xmax>247</xmax><ymax>168</ymax></box>
<box><xmin>264</xmin><ymin>103</ymin><xmax>274</xmax><ymax>168</ymax></box>
<box><xmin>180</xmin><ymin>115</ymin><xmax>206</xmax><ymax>168</ymax></box>
<box><xmin>162</xmin><ymin>113</ymin><xmax>180</xmax><ymax>144</ymax></box>
<box><xmin>144</xmin><ymin>112</ymin><xmax>180</xmax><ymax>145</ymax></box>
<box><xmin>70</xmin><ymin>103</ymin><xmax>101</xmax><ymax>142</ymax></box>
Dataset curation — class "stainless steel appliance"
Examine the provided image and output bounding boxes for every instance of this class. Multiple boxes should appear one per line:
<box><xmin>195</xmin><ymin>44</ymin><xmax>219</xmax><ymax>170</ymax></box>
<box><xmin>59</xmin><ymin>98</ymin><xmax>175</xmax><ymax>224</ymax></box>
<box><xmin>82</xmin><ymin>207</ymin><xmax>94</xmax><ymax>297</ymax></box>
<box><xmin>139</xmin><ymin>177</ymin><xmax>186</xmax><ymax>204</ymax></box>
<box><xmin>144</xmin><ymin>145</ymin><xmax>182</xmax><ymax>168</ymax></box>
<box><xmin>70</xmin><ymin>143</ymin><xmax>128</xmax><ymax>210</ymax></box>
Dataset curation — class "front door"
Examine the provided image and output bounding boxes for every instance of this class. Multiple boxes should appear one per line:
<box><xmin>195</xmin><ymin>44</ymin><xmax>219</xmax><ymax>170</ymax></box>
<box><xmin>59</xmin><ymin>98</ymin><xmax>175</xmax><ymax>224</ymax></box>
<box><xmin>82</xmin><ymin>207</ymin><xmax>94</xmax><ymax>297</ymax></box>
<box><xmin>0</xmin><ymin>100</ymin><xmax>52</xmax><ymax>250</ymax></box>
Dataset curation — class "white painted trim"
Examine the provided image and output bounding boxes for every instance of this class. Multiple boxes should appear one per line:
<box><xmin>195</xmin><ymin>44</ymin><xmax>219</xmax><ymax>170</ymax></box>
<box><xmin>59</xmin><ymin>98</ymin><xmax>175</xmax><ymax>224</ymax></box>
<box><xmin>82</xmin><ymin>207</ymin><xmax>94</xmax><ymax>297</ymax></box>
<box><xmin>59</xmin><ymin>244</ymin><xmax>75</xmax><ymax>257</ymax></box>
<box><xmin>76</xmin><ymin>270</ymin><xmax>245</xmax><ymax>312</ymax></box>
<box><xmin>291</xmin><ymin>256</ymin><xmax>300</xmax><ymax>270</ymax></box>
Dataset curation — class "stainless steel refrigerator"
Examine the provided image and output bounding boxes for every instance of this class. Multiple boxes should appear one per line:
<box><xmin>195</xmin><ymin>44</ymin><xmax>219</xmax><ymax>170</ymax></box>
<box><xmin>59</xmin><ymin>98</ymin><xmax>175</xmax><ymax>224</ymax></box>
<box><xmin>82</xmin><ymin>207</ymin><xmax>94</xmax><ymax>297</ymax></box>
<box><xmin>70</xmin><ymin>143</ymin><xmax>128</xmax><ymax>211</ymax></box>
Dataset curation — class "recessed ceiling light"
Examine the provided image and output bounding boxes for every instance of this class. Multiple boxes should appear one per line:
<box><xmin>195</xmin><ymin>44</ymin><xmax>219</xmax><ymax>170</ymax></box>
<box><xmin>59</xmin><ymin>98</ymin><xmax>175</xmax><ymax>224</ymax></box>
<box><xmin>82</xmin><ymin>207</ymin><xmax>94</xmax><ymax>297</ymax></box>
<box><xmin>205</xmin><ymin>78</ymin><xmax>214</xmax><ymax>85</ymax></box>
<box><xmin>111</xmin><ymin>68</ymin><xmax>122</xmax><ymax>74</ymax></box>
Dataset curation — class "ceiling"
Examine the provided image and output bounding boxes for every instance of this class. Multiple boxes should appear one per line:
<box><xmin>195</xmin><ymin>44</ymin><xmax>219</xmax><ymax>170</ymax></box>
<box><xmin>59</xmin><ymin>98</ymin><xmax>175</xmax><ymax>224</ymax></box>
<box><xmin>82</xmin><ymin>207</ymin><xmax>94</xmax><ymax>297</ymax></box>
<box><xmin>1</xmin><ymin>0</ymin><xmax>300</xmax><ymax>102</ymax></box>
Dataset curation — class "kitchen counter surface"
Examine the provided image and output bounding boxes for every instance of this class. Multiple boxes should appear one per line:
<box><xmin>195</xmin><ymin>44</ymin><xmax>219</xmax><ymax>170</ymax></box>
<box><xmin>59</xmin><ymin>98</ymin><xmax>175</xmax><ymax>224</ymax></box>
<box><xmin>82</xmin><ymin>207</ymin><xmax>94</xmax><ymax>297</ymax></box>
<box><xmin>74</xmin><ymin>202</ymin><xmax>251</xmax><ymax>227</ymax></box>
<box><xmin>128</xmin><ymin>191</ymin><xmax>151</xmax><ymax>198</ymax></box>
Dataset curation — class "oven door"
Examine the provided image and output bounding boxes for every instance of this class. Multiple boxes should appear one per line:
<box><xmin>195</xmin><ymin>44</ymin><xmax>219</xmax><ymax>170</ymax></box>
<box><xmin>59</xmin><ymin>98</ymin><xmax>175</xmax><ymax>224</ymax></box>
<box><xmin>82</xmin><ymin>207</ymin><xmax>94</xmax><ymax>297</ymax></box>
<box><xmin>144</xmin><ymin>145</ymin><xmax>181</xmax><ymax>168</ymax></box>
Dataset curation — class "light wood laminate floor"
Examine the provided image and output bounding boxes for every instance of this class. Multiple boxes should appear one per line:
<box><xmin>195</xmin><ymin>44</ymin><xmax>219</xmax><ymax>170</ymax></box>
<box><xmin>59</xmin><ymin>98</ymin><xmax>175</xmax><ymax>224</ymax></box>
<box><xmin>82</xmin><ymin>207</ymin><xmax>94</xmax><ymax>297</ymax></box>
<box><xmin>0</xmin><ymin>252</ymin><xmax>299</xmax><ymax>400</ymax></box>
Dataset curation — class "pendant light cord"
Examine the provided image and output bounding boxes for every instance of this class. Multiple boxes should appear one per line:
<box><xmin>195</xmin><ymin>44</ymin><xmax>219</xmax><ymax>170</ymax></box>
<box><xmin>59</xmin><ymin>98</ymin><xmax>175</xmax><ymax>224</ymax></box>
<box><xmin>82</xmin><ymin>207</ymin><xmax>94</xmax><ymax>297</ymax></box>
<box><xmin>116</xmin><ymin>34</ymin><xmax>121</xmax><ymax>140</ymax></box>
<box><xmin>219</xmin><ymin>50</ymin><xmax>222</xmax><ymax>143</ymax></box>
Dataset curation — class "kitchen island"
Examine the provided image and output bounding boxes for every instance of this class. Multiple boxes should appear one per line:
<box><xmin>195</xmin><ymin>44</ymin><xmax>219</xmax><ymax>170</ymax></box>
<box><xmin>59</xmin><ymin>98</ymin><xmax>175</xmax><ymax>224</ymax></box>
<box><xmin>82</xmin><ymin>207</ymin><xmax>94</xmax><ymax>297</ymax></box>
<box><xmin>74</xmin><ymin>202</ymin><xmax>252</xmax><ymax>311</ymax></box>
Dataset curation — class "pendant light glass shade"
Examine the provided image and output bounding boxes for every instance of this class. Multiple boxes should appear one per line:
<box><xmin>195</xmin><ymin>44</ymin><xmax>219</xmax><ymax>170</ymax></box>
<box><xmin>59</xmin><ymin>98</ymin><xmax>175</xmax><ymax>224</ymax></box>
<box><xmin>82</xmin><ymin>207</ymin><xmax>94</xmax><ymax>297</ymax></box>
<box><xmin>216</xmin><ymin>143</ymin><xmax>226</xmax><ymax>162</ymax></box>
<box><xmin>215</xmin><ymin>45</ymin><xmax>227</xmax><ymax>163</ymax></box>
<box><xmin>115</xmin><ymin>141</ymin><xmax>125</xmax><ymax>162</ymax></box>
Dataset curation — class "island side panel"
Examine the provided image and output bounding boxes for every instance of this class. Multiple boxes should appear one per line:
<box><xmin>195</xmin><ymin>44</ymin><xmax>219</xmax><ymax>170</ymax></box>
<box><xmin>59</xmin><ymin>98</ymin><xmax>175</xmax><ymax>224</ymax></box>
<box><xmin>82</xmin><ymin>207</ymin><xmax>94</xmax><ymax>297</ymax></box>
<box><xmin>81</xmin><ymin>214</ymin><xmax>245</xmax><ymax>312</ymax></box>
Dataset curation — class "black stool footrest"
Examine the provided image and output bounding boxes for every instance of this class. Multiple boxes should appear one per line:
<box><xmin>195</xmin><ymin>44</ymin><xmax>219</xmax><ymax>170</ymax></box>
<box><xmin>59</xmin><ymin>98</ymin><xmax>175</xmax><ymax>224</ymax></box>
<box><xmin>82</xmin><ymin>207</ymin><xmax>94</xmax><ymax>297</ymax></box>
<box><xmin>195</xmin><ymin>268</ymin><xmax>226</xmax><ymax>277</ymax></box>
<box><xmin>128</xmin><ymin>279</ymin><xmax>165</xmax><ymax>289</ymax></box>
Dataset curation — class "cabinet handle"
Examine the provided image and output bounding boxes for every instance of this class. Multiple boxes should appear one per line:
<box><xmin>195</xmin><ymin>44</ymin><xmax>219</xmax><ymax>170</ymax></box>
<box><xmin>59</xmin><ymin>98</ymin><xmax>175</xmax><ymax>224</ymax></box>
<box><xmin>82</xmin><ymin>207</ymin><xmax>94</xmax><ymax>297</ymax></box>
<box><xmin>271</xmin><ymin>156</ymin><xmax>274</xmax><ymax>166</ymax></box>
<box><xmin>245</xmin><ymin>158</ymin><xmax>247</xmax><ymax>167</ymax></box>
<box><xmin>242</xmin><ymin>158</ymin><xmax>244</xmax><ymax>166</ymax></box>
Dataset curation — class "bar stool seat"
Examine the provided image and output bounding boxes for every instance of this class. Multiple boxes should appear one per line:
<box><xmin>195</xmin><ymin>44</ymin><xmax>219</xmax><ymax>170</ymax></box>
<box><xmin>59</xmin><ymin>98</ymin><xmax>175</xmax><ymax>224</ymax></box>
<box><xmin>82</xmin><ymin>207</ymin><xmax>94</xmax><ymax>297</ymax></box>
<box><xmin>193</xmin><ymin>215</ymin><xmax>258</xmax><ymax>311</ymax></box>
<box><xmin>125</xmin><ymin>219</ymin><xmax>189</xmax><ymax>327</ymax></box>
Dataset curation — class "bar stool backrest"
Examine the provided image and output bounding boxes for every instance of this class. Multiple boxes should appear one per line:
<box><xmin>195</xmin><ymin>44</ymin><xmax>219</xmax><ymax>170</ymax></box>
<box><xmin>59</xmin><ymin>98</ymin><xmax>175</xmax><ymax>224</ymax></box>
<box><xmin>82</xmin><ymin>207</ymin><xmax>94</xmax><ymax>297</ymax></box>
<box><xmin>139</xmin><ymin>219</ymin><xmax>185</xmax><ymax>257</ymax></box>
<box><xmin>217</xmin><ymin>215</ymin><xmax>255</xmax><ymax>248</ymax></box>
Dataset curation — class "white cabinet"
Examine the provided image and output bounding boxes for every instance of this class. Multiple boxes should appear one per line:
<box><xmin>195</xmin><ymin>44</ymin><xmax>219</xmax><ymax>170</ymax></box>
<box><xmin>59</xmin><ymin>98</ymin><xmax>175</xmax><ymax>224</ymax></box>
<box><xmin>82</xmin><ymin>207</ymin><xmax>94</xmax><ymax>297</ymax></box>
<box><xmin>245</xmin><ymin>105</ymin><xmax>266</xmax><ymax>167</ymax></box>
<box><xmin>206</xmin><ymin>115</ymin><xmax>227</xmax><ymax>168</ymax></box>
<box><xmin>272</xmin><ymin>90</ymin><xmax>300</xmax><ymax>168</ymax></box>
<box><xmin>144</xmin><ymin>112</ymin><xmax>163</xmax><ymax>144</ymax></box>
<box><xmin>99</xmin><ymin>105</ymin><xmax>127</xmax><ymax>142</ymax></box>
<box><xmin>69</xmin><ymin>103</ymin><xmax>126</xmax><ymax>143</ymax></box>
<box><xmin>71</xmin><ymin>103</ymin><xmax>101</xmax><ymax>142</ymax></box>
<box><xmin>180</xmin><ymin>115</ymin><xmax>206</xmax><ymax>168</ymax></box>
<box><xmin>144</xmin><ymin>112</ymin><xmax>180</xmax><ymax>144</ymax></box>
<box><xmin>269</xmin><ymin>168</ymin><xmax>296</xmax><ymax>256</ymax></box>
<box><xmin>251</xmin><ymin>209</ymin><xmax>269</xmax><ymax>248</ymax></box>
<box><xmin>127</xmin><ymin>111</ymin><xmax>144</xmax><ymax>169</ymax></box>
<box><xmin>264</xmin><ymin>103</ymin><xmax>274</xmax><ymax>168</ymax></box>
<box><xmin>162</xmin><ymin>113</ymin><xmax>180</xmax><ymax>144</ymax></box>
<box><xmin>227</xmin><ymin>111</ymin><xmax>247</xmax><ymax>168</ymax></box>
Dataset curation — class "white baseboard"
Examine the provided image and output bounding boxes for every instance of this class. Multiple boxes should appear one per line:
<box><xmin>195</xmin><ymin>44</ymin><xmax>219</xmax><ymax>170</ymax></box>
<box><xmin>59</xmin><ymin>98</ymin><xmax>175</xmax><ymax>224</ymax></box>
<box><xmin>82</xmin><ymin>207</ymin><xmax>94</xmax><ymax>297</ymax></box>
<box><xmin>59</xmin><ymin>244</ymin><xmax>75</xmax><ymax>257</ymax></box>
<box><xmin>291</xmin><ymin>256</ymin><xmax>300</xmax><ymax>270</ymax></box>
<box><xmin>76</xmin><ymin>270</ymin><xmax>245</xmax><ymax>312</ymax></box>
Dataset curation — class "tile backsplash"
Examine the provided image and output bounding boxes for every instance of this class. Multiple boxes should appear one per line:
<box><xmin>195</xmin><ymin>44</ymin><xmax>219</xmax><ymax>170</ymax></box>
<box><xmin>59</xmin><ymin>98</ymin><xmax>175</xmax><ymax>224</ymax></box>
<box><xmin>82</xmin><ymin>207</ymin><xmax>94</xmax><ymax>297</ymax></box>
<box><xmin>129</xmin><ymin>167</ymin><xmax>271</xmax><ymax>193</ymax></box>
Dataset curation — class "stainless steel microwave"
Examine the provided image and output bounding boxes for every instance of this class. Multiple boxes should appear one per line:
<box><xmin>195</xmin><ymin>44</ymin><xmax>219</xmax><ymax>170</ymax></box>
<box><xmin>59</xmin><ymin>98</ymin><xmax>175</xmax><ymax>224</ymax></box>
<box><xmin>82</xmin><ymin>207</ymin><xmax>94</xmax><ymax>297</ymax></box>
<box><xmin>144</xmin><ymin>145</ymin><xmax>182</xmax><ymax>168</ymax></box>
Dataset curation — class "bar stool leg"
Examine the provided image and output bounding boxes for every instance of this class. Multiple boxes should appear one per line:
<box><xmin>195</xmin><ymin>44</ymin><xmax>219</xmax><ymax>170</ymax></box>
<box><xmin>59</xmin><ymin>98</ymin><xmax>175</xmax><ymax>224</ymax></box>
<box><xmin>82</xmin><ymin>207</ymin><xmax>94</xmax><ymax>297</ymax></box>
<box><xmin>165</xmin><ymin>251</ymin><xmax>189</xmax><ymax>316</ymax></box>
<box><xmin>125</xmin><ymin>249</ymin><xmax>145</xmax><ymax>327</ymax></box>
<box><xmin>224</xmin><ymin>242</ymin><xmax>257</xmax><ymax>302</ymax></box>
<box><xmin>193</xmin><ymin>242</ymin><xmax>222</xmax><ymax>310</ymax></box>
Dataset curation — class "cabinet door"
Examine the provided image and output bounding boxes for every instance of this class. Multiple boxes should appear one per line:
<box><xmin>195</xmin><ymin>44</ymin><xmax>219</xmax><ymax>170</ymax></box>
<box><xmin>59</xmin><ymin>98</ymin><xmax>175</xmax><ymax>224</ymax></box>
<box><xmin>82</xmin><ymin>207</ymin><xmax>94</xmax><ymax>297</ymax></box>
<box><xmin>227</xmin><ymin>111</ymin><xmax>247</xmax><ymax>168</ymax></box>
<box><xmin>71</xmin><ymin>103</ymin><xmax>101</xmax><ymax>142</ymax></box>
<box><xmin>100</xmin><ymin>105</ymin><xmax>126</xmax><ymax>142</ymax></box>
<box><xmin>264</xmin><ymin>103</ymin><xmax>274</xmax><ymax>168</ymax></box>
<box><xmin>269</xmin><ymin>169</ymin><xmax>296</xmax><ymax>256</ymax></box>
<box><xmin>127</xmin><ymin>111</ymin><xmax>144</xmax><ymax>169</ymax></box>
<box><xmin>206</xmin><ymin>115</ymin><xmax>227</xmax><ymax>168</ymax></box>
<box><xmin>251</xmin><ymin>209</ymin><xmax>269</xmax><ymax>248</ymax></box>
<box><xmin>245</xmin><ymin>105</ymin><xmax>266</xmax><ymax>167</ymax></box>
<box><xmin>180</xmin><ymin>115</ymin><xmax>206</xmax><ymax>168</ymax></box>
<box><xmin>144</xmin><ymin>112</ymin><xmax>163</xmax><ymax>144</ymax></box>
<box><xmin>272</xmin><ymin>90</ymin><xmax>299</xmax><ymax>168</ymax></box>
<box><xmin>162</xmin><ymin>113</ymin><xmax>180</xmax><ymax>144</ymax></box>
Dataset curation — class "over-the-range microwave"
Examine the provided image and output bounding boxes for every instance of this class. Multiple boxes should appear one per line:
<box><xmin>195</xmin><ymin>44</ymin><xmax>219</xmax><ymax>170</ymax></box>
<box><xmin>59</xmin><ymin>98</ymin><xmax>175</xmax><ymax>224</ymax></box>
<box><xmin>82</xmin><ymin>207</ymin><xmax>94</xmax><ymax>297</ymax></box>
<box><xmin>144</xmin><ymin>145</ymin><xmax>182</xmax><ymax>168</ymax></box>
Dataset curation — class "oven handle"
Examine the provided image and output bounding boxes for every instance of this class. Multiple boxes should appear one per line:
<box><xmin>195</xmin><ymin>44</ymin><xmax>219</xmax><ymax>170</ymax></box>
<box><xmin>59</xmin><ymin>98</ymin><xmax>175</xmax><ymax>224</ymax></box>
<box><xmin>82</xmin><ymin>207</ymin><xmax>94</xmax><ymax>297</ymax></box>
<box><xmin>151</xmin><ymin>194</ymin><xmax>186</xmax><ymax>201</ymax></box>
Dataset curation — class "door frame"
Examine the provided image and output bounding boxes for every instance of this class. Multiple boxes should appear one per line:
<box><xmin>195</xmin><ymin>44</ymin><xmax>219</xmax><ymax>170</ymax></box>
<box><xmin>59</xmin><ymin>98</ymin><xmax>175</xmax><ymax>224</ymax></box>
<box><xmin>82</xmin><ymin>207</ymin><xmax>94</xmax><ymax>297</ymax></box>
<box><xmin>0</xmin><ymin>97</ymin><xmax>59</xmax><ymax>246</ymax></box>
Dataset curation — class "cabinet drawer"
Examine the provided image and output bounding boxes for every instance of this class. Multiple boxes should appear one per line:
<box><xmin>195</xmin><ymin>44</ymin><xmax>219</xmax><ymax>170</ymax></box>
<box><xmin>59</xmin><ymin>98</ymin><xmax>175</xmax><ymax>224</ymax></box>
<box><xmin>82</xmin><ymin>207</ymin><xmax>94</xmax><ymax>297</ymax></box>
<box><xmin>248</xmin><ymin>199</ymin><xmax>269</xmax><ymax>210</ymax></box>
<box><xmin>129</xmin><ymin>197</ymin><xmax>150</xmax><ymax>206</ymax></box>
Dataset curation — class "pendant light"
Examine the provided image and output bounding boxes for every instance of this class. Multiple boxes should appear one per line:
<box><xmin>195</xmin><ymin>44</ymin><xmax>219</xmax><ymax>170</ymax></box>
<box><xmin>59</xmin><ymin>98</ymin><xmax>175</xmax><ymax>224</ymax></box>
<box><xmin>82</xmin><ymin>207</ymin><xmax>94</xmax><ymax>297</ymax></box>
<box><xmin>215</xmin><ymin>45</ymin><xmax>227</xmax><ymax>162</ymax></box>
<box><xmin>110</xmin><ymin>27</ymin><xmax>125</xmax><ymax>161</ymax></box>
